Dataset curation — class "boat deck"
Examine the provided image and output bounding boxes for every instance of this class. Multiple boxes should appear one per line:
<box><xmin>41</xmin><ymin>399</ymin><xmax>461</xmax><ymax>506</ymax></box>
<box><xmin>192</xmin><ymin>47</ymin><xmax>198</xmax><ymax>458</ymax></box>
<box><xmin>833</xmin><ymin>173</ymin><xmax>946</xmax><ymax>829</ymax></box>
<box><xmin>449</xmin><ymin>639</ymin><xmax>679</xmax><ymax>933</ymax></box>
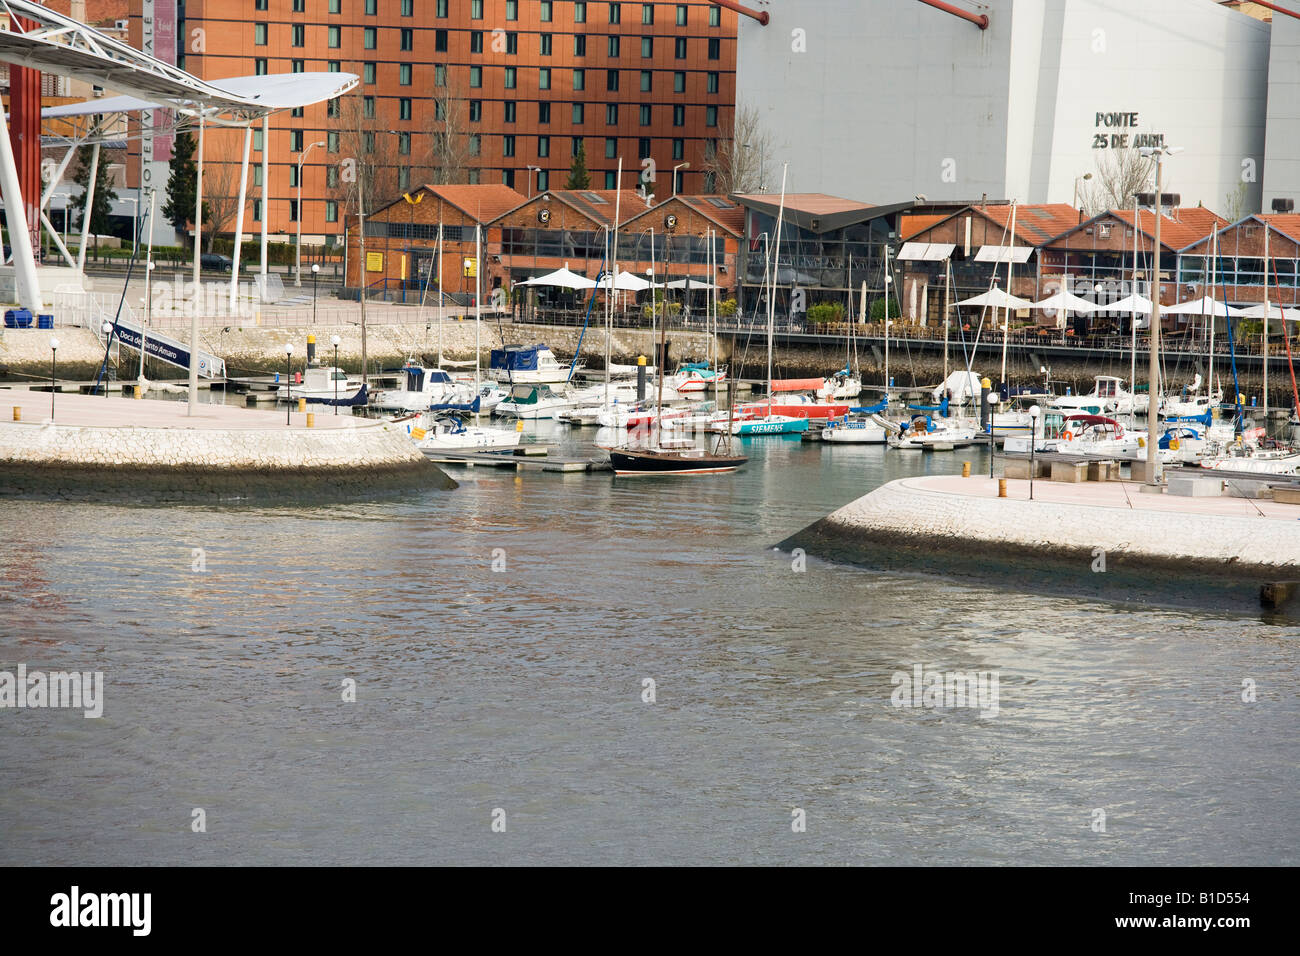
<box><xmin>421</xmin><ymin>445</ymin><xmax>611</xmax><ymax>472</ymax></box>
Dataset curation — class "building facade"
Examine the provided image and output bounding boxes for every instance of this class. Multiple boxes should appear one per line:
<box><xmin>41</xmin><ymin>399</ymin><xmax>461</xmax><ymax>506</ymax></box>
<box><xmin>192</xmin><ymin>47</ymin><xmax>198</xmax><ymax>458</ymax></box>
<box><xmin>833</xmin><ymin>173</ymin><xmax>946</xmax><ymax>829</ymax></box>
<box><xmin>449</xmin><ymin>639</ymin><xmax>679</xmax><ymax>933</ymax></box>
<box><xmin>130</xmin><ymin>0</ymin><xmax>737</xmax><ymax>251</ymax></box>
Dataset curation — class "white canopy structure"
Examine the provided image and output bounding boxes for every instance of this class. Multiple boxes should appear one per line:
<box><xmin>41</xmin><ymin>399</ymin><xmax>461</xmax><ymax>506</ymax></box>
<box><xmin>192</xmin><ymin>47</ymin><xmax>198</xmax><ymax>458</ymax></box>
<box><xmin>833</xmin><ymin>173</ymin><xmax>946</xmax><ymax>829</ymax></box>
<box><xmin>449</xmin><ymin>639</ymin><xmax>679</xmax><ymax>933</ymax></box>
<box><xmin>1096</xmin><ymin>294</ymin><xmax>1154</xmax><ymax>314</ymax></box>
<box><xmin>1235</xmin><ymin>303</ymin><xmax>1300</xmax><ymax>322</ymax></box>
<box><xmin>663</xmin><ymin>277</ymin><xmax>715</xmax><ymax>290</ymax></box>
<box><xmin>1163</xmin><ymin>296</ymin><xmax>1243</xmax><ymax>317</ymax></box>
<box><xmin>951</xmin><ymin>288</ymin><xmax>1036</xmax><ymax>310</ymax></box>
<box><xmin>515</xmin><ymin>267</ymin><xmax>597</xmax><ymax>290</ymax></box>
<box><xmin>1028</xmin><ymin>290</ymin><xmax>1099</xmax><ymax>314</ymax></box>
<box><xmin>596</xmin><ymin>270</ymin><xmax>655</xmax><ymax>291</ymax></box>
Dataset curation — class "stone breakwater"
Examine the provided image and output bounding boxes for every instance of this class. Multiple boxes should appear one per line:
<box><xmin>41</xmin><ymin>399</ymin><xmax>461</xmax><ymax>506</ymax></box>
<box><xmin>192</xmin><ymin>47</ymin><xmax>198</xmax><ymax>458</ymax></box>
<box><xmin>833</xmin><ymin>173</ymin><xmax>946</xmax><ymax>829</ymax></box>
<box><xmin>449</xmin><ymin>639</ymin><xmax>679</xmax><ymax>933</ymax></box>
<box><xmin>0</xmin><ymin>394</ymin><xmax>454</xmax><ymax>500</ymax></box>
<box><xmin>782</xmin><ymin>475</ymin><xmax>1300</xmax><ymax>595</ymax></box>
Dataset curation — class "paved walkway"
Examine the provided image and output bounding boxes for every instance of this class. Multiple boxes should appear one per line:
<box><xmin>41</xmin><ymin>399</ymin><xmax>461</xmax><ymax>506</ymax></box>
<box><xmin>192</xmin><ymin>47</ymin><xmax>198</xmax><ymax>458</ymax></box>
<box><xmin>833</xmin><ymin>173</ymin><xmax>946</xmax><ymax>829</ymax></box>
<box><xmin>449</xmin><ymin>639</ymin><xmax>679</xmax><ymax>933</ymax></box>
<box><xmin>914</xmin><ymin>474</ymin><xmax>1300</xmax><ymax>522</ymax></box>
<box><xmin>1</xmin><ymin>390</ymin><xmax>361</xmax><ymax>431</ymax></box>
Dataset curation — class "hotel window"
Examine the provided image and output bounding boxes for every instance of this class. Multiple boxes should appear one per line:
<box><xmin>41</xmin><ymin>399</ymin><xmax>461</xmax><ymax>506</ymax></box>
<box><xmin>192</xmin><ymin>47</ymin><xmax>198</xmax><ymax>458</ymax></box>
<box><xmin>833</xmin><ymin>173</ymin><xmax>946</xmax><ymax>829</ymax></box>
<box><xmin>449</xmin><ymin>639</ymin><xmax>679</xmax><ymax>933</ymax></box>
<box><xmin>710</xmin><ymin>4</ymin><xmax>721</xmax><ymax>26</ymax></box>
<box><xmin>609</xmin><ymin>3</ymin><xmax>621</xmax><ymax>25</ymax></box>
<box><xmin>253</xmin><ymin>130</ymin><xmax>263</xmax><ymax>151</ymax></box>
<box><xmin>672</xmin><ymin>138</ymin><xmax>684</xmax><ymax>160</ymax></box>
<box><xmin>288</xmin><ymin>198</ymin><xmax>299</xmax><ymax>223</ymax></box>
<box><xmin>643</xmin><ymin>4</ymin><xmax>654</xmax><ymax>24</ymax></box>
<box><xmin>575</xmin><ymin>2</ymin><xmax>587</xmax><ymax>22</ymax></box>
<box><xmin>503</xmin><ymin>135</ymin><xmax>516</xmax><ymax>158</ymax></box>
<box><xmin>639</xmin><ymin>137</ymin><xmax>651</xmax><ymax>159</ymax></box>
<box><xmin>541</xmin><ymin>0</ymin><xmax>553</xmax><ymax>20</ymax></box>
<box><xmin>401</xmin><ymin>29</ymin><xmax>413</xmax><ymax>52</ymax></box>
<box><xmin>364</xmin><ymin>96</ymin><xmax>375</xmax><ymax>118</ymax></box>
<box><xmin>503</xmin><ymin>169</ymin><xmax>516</xmax><ymax>188</ymax></box>
<box><xmin>364</xmin><ymin>62</ymin><xmax>376</xmax><ymax>84</ymax></box>
<box><xmin>539</xmin><ymin>136</ymin><xmax>551</xmax><ymax>158</ymax></box>
<box><xmin>329</xmin><ymin>60</ymin><xmax>340</xmax><ymax>72</ymax></box>
<box><xmin>399</xmin><ymin>98</ymin><xmax>412</xmax><ymax>121</ymax></box>
<box><xmin>255</xmin><ymin>58</ymin><xmax>268</xmax><ymax>75</ymax></box>
<box><xmin>471</xmin><ymin>0</ymin><xmax>482</xmax><ymax>17</ymax></box>
<box><xmin>326</xmin><ymin>200</ymin><xmax>338</xmax><ymax>223</ymax></box>
<box><xmin>572</xmin><ymin>137</ymin><xmax>583</xmax><ymax>155</ymax></box>
<box><xmin>255</xmin><ymin>0</ymin><xmax>267</xmax><ymax>8</ymax></box>
<box><xmin>471</xmin><ymin>32</ymin><xmax>483</xmax><ymax>53</ymax></box>
<box><xmin>639</xmin><ymin>104</ymin><xmax>651</xmax><ymax>125</ymax></box>
<box><xmin>254</xmin><ymin>22</ymin><xmax>267</xmax><ymax>45</ymax></box>
<box><xmin>574</xmin><ymin>35</ymin><xmax>586</xmax><ymax>56</ymax></box>
<box><xmin>676</xmin><ymin>4</ymin><xmax>687</xmax><ymax>25</ymax></box>
<box><xmin>673</xmin><ymin>104</ymin><xmax>685</xmax><ymax>126</ymax></box>
<box><xmin>290</xmin><ymin>167</ymin><xmax>301</xmax><ymax>190</ymax></box>
<box><xmin>673</xmin><ymin>71</ymin><xmax>685</xmax><ymax>93</ymax></box>
<box><xmin>505</xmin><ymin>67</ymin><xmax>517</xmax><ymax>89</ymax></box>
<box><xmin>436</xmin><ymin>0</ymin><xmax>448</xmax><ymax>15</ymax></box>
<box><xmin>707</xmin><ymin>71</ymin><xmax>719</xmax><ymax>94</ymax></box>
<box><xmin>292</xmin><ymin>59</ymin><xmax>304</xmax><ymax>73</ymax></box>
<box><xmin>470</xmin><ymin>66</ymin><xmax>482</xmax><ymax>88</ymax></box>
<box><xmin>539</xmin><ymin>102</ymin><xmax>551</xmax><ymax>123</ymax></box>
<box><xmin>640</xmin><ymin>70</ymin><xmax>652</xmax><ymax>92</ymax></box>
<box><xmin>403</xmin><ymin>0</ymin><xmax>414</xmax><ymax>14</ymax></box>
<box><xmin>290</xmin><ymin>130</ymin><xmax>304</xmax><ymax>151</ymax></box>
<box><xmin>399</xmin><ymin>132</ymin><xmax>411</xmax><ymax>154</ymax></box>
<box><xmin>329</xmin><ymin>0</ymin><xmax>339</xmax><ymax>11</ymax></box>
<box><xmin>641</xmin><ymin>37</ymin><xmax>653</xmax><ymax>58</ymax></box>
<box><xmin>572</xmin><ymin>103</ymin><xmax>585</xmax><ymax>124</ymax></box>
<box><xmin>436</xmin><ymin>30</ymin><xmax>448</xmax><ymax>52</ymax></box>
<box><xmin>540</xmin><ymin>34</ymin><xmax>552</xmax><ymax>56</ymax></box>
<box><xmin>470</xmin><ymin>100</ymin><xmax>482</xmax><ymax>121</ymax></box>
<box><xmin>365</xmin><ymin>0</ymin><xmax>377</xmax><ymax>13</ymax></box>
<box><xmin>327</xmin><ymin>166</ymin><xmax>339</xmax><ymax>188</ymax></box>
<box><xmin>398</xmin><ymin>167</ymin><xmax>411</xmax><ymax>191</ymax></box>
<box><xmin>292</xmin><ymin>24</ymin><xmax>304</xmax><ymax>47</ymax></box>
<box><xmin>606</xmin><ymin>69</ymin><xmax>619</xmax><ymax>91</ymax></box>
<box><xmin>400</xmin><ymin>64</ymin><xmax>412</xmax><ymax>86</ymax></box>
<box><xmin>363</xmin><ymin>131</ymin><xmax>375</xmax><ymax>153</ymax></box>
<box><xmin>537</xmin><ymin>170</ymin><xmax>549</xmax><ymax>191</ymax></box>
<box><xmin>506</xmin><ymin>32</ymin><xmax>518</xmax><ymax>55</ymax></box>
<box><xmin>434</xmin><ymin>64</ymin><xmax>445</xmax><ymax>86</ymax></box>
<box><xmin>675</xmin><ymin>37</ymin><xmax>686</xmax><ymax>58</ymax></box>
<box><xmin>435</xmin><ymin>99</ymin><xmax>447</xmax><ymax>120</ymax></box>
<box><xmin>605</xmin><ymin>138</ymin><xmax>617</xmax><ymax>159</ymax></box>
<box><xmin>327</xmin><ymin>25</ymin><xmax>340</xmax><ymax>47</ymax></box>
<box><xmin>469</xmin><ymin>134</ymin><xmax>482</xmax><ymax>156</ymax></box>
<box><xmin>364</xmin><ymin>27</ymin><xmax>376</xmax><ymax>49</ymax></box>
<box><xmin>606</xmin><ymin>104</ymin><xmax>618</xmax><ymax>124</ymax></box>
<box><xmin>540</xmin><ymin>68</ymin><xmax>551</xmax><ymax>90</ymax></box>
<box><xmin>328</xmin><ymin>97</ymin><xmax>339</xmax><ymax>118</ymax></box>
<box><xmin>253</xmin><ymin>200</ymin><xmax>262</xmax><ymax>221</ymax></box>
<box><xmin>506</xmin><ymin>0</ymin><xmax>518</xmax><ymax>20</ymax></box>
<box><xmin>706</xmin><ymin>105</ymin><xmax>717</xmax><ymax>126</ymax></box>
<box><xmin>573</xmin><ymin>69</ymin><xmax>585</xmax><ymax>91</ymax></box>
<box><xmin>608</xmin><ymin>36</ymin><xmax>620</xmax><ymax>57</ymax></box>
<box><xmin>605</xmin><ymin>171</ymin><xmax>617</xmax><ymax>188</ymax></box>
<box><xmin>708</xmin><ymin>38</ymin><xmax>720</xmax><ymax>59</ymax></box>
<box><xmin>254</xmin><ymin>167</ymin><xmax>263</xmax><ymax>189</ymax></box>
<box><xmin>468</xmin><ymin>169</ymin><xmax>481</xmax><ymax>184</ymax></box>
<box><xmin>327</xmin><ymin>131</ymin><xmax>339</xmax><ymax>153</ymax></box>
<box><xmin>505</xmin><ymin>102</ymin><xmax>516</xmax><ymax>122</ymax></box>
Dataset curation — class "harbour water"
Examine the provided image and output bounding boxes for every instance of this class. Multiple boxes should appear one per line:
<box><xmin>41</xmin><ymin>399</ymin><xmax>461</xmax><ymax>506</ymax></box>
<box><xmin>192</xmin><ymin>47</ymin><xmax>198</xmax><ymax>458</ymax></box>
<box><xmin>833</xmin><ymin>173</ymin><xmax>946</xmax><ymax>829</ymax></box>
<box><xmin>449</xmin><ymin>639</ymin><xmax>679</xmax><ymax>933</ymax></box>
<box><xmin>1</xmin><ymin>422</ymin><xmax>1296</xmax><ymax>866</ymax></box>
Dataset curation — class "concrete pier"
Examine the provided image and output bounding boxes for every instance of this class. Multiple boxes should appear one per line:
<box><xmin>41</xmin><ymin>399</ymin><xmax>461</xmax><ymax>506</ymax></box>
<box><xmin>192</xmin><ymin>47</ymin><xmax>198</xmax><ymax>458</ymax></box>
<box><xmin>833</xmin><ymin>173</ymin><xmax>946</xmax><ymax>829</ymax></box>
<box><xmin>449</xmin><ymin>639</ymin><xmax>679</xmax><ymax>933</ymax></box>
<box><xmin>0</xmin><ymin>391</ymin><xmax>454</xmax><ymax>499</ymax></box>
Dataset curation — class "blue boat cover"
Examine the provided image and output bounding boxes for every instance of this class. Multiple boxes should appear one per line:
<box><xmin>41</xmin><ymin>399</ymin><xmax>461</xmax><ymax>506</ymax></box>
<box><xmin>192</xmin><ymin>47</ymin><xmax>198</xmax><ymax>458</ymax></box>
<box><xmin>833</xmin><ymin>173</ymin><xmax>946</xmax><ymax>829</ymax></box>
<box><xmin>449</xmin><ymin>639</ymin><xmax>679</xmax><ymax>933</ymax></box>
<box><xmin>489</xmin><ymin>344</ymin><xmax>546</xmax><ymax>372</ymax></box>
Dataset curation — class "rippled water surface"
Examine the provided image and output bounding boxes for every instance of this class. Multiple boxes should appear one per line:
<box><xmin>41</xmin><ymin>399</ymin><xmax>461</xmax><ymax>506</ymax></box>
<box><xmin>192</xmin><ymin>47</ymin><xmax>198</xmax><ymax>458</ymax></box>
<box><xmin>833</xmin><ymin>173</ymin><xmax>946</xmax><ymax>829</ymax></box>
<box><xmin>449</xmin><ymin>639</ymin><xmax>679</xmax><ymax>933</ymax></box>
<box><xmin>1</xmin><ymin>422</ymin><xmax>1296</xmax><ymax>865</ymax></box>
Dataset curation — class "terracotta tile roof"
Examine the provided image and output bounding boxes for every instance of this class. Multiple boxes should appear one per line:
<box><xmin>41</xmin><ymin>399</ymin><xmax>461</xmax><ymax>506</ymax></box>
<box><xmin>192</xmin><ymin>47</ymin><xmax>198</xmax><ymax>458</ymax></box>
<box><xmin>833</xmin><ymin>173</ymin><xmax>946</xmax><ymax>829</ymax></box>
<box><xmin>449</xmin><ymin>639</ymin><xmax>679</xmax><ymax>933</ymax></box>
<box><xmin>1256</xmin><ymin>213</ymin><xmax>1300</xmax><ymax>244</ymax></box>
<box><xmin>544</xmin><ymin>189</ymin><xmax>651</xmax><ymax>227</ymax></box>
<box><xmin>1110</xmin><ymin>207</ymin><xmax>1226</xmax><ymax>250</ymax></box>
<box><xmin>977</xmin><ymin>203</ymin><xmax>1084</xmax><ymax>245</ymax></box>
<box><xmin>426</xmin><ymin>184</ymin><xmax>527</xmax><ymax>224</ymax></box>
<box><xmin>899</xmin><ymin>214</ymin><xmax>948</xmax><ymax>241</ymax></box>
<box><xmin>677</xmin><ymin>195</ymin><xmax>745</xmax><ymax>235</ymax></box>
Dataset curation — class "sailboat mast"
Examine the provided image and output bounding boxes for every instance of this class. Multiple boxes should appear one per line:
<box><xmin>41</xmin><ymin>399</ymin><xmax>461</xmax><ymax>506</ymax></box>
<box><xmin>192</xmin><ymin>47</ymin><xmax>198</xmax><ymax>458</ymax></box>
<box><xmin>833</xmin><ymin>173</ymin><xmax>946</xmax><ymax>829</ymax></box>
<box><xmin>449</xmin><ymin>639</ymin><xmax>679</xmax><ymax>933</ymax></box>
<box><xmin>437</xmin><ymin>220</ymin><xmax>444</xmax><ymax>367</ymax></box>
<box><xmin>1002</xmin><ymin>202</ymin><xmax>1016</xmax><ymax>389</ymax></box>
<box><xmin>474</xmin><ymin>222</ymin><xmax>482</xmax><ymax>415</ymax></box>
<box><xmin>608</xmin><ymin>160</ymin><xmax>621</xmax><ymax>407</ymax></box>
<box><xmin>1131</xmin><ymin>196</ymin><xmax>1139</xmax><ymax>427</ymax></box>
<box><xmin>658</xmin><ymin>234</ymin><xmax>667</xmax><ymax>431</ymax></box>
<box><xmin>1148</xmin><ymin>159</ymin><xmax>1165</xmax><ymax>484</ymax></box>
<box><xmin>943</xmin><ymin>257</ymin><xmax>951</xmax><ymax>383</ymax></box>
<box><xmin>768</xmin><ymin>164</ymin><xmax>788</xmax><ymax>416</ymax></box>
<box><xmin>1263</xmin><ymin>224</ymin><xmax>1270</xmax><ymax>420</ymax></box>
<box><xmin>1208</xmin><ymin>231</ymin><xmax>1217</xmax><ymax>396</ymax></box>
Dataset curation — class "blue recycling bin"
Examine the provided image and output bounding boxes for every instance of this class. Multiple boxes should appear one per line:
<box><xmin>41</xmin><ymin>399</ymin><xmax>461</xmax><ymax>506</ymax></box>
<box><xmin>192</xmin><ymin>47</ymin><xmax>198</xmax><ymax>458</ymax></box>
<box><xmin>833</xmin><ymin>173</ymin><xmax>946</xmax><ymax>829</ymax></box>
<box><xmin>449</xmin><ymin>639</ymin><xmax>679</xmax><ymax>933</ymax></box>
<box><xmin>36</xmin><ymin>314</ymin><xmax>53</xmax><ymax>329</ymax></box>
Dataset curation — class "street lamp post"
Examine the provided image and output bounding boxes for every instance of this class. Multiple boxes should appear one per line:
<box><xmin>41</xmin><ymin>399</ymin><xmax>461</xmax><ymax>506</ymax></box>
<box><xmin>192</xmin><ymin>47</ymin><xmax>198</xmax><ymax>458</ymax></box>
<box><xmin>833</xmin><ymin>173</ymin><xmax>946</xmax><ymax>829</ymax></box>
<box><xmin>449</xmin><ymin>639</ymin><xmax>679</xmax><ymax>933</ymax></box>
<box><xmin>295</xmin><ymin>140</ymin><xmax>326</xmax><ymax>287</ymax></box>
<box><xmin>526</xmin><ymin>165</ymin><xmax>541</xmax><ymax>198</ymax></box>
<box><xmin>672</xmin><ymin>161</ymin><xmax>690</xmax><ymax>197</ymax></box>
<box><xmin>49</xmin><ymin>337</ymin><xmax>59</xmax><ymax>420</ymax></box>
<box><xmin>1028</xmin><ymin>405</ymin><xmax>1041</xmax><ymax>499</ymax></box>
<box><xmin>1073</xmin><ymin>172</ymin><xmax>1092</xmax><ymax>221</ymax></box>
<box><xmin>331</xmin><ymin>334</ymin><xmax>341</xmax><ymax>413</ymax></box>
<box><xmin>100</xmin><ymin>322</ymin><xmax>112</xmax><ymax>397</ymax></box>
<box><xmin>284</xmin><ymin>343</ymin><xmax>294</xmax><ymax>425</ymax></box>
<box><xmin>311</xmin><ymin>262</ymin><xmax>320</xmax><ymax>325</ymax></box>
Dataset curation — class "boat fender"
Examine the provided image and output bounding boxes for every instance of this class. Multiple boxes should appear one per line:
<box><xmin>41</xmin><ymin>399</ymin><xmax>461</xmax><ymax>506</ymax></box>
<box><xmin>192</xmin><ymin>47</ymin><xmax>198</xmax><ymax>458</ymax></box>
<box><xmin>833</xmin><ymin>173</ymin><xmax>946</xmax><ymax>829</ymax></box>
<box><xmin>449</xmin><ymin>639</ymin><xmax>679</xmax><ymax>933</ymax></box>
<box><xmin>1170</xmin><ymin>437</ymin><xmax>1180</xmax><ymax>451</ymax></box>
<box><xmin>1137</xmin><ymin>436</ymin><xmax>1146</xmax><ymax>448</ymax></box>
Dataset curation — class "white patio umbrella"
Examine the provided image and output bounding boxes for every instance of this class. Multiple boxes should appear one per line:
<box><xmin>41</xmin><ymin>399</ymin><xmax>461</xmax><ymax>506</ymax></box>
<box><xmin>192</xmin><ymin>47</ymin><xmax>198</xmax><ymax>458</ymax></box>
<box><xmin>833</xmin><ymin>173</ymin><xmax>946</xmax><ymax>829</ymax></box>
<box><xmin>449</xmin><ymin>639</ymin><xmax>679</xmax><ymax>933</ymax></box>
<box><xmin>1235</xmin><ymin>303</ymin><xmax>1300</xmax><ymax>322</ymax></box>
<box><xmin>517</xmin><ymin>266</ymin><xmax>597</xmax><ymax>289</ymax></box>
<box><xmin>951</xmin><ymin>288</ymin><xmax>1036</xmax><ymax>310</ymax></box>
<box><xmin>1162</xmin><ymin>295</ymin><xmax>1242</xmax><ymax>317</ymax></box>
<box><xmin>1028</xmin><ymin>290</ymin><xmax>1099</xmax><ymax>313</ymax></box>
<box><xmin>595</xmin><ymin>270</ymin><xmax>653</xmax><ymax>291</ymax></box>
<box><xmin>664</xmin><ymin>277</ymin><xmax>717</xmax><ymax>290</ymax></box>
<box><xmin>1095</xmin><ymin>293</ymin><xmax>1153</xmax><ymax>314</ymax></box>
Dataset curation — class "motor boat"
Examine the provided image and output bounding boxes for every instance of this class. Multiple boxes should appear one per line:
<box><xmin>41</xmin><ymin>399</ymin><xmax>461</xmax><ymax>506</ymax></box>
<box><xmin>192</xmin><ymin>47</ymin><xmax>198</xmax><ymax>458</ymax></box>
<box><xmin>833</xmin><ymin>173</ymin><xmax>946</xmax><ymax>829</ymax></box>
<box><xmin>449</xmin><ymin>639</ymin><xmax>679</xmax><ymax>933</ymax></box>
<box><xmin>818</xmin><ymin>369</ymin><xmax>862</xmax><ymax>401</ymax></box>
<box><xmin>278</xmin><ymin>365</ymin><xmax>367</xmax><ymax>406</ymax></box>
<box><xmin>1050</xmin><ymin>376</ymin><xmax>1147</xmax><ymax>417</ymax></box>
<box><xmin>372</xmin><ymin>364</ymin><xmax>472</xmax><ymax>412</ymax></box>
<box><xmin>667</xmin><ymin>362</ymin><xmax>727</xmax><ymax>393</ymax></box>
<box><xmin>820</xmin><ymin>414</ymin><xmax>887</xmax><ymax>444</ymax></box>
<box><xmin>399</xmin><ymin>411</ymin><xmax>522</xmax><ymax>451</ymax></box>
<box><xmin>1163</xmin><ymin>374</ymin><xmax>1222</xmax><ymax>419</ymax></box>
<box><xmin>1054</xmin><ymin>414</ymin><xmax>1143</xmax><ymax>458</ymax></box>
<box><xmin>488</xmin><ymin>344</ymin><xmax>576</xmax><ymax>384</ymax></box>
<box><xmin>887</xmin><ymin>414</ymin><xmax>981</xmax><ymax>450</ymax></box>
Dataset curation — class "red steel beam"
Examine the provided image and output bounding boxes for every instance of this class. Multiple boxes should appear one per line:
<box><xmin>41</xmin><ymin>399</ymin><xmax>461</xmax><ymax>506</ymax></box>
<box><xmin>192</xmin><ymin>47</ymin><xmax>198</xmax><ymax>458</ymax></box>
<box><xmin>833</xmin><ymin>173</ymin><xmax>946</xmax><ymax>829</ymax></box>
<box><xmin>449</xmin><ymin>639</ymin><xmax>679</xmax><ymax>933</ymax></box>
<box><xmin>916</xmin><ymin>0</ymin><xmax>989</xmax><ymax>30</ymax></box>
<box><xmin>1244</xmin><ymin>0</ymin><xmax>1300</xmax><ymax>22</ymax></box>
<box><xmin>714</xmin><ymin>0</ymin><xmax>770</xmax><ymax>26</ymax></box>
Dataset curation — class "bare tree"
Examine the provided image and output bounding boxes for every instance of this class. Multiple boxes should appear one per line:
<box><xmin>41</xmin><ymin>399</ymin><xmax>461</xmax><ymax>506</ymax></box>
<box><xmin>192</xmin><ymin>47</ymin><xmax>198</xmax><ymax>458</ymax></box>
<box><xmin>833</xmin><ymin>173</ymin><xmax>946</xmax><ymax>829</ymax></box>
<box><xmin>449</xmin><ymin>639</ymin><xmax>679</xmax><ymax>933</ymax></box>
<box><xmin>1223</xmin><ymin>182</ymin><xmax>1249</xmax><ymax>223</ymax></box>
<box><xmin>423</xmin><ymin>78</ymin><xmax>472</xmax><ymax>186</ymax></box>
<box><xmin>201</xmin><ymin>132</ymin><xmax>261</xmax><ymax>252</ymax></box>
<box><xmin>333</xmin><ymin>94</ymin><xmax>404</xmax><ymax>219</ymax></box>
<box><xmin>1082</xmin><ymin>147</ymin><xmax>1157</xmax><ymax>215</ymax></box>
<box><xmin>701</xmin><ymin>102</ymin><xmax>772</xmax><ymax>195</ymax></box>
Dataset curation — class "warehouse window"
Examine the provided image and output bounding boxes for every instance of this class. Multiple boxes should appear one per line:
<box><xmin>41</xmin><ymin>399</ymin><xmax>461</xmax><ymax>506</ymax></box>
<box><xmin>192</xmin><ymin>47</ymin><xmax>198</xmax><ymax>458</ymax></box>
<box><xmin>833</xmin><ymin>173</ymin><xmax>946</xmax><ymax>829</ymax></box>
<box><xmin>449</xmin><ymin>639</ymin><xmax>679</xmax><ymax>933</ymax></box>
<box><xmin>507</xmin><ymin>0</ymin><xmax>518</xmax><ymax>20</ymax></box>
<box><xmin>672</xmin><ymin>138</ymin><xmax>684</xmax><ymax>160</ymax></box>
<box><xmin>609</xmin><ymin>36</ymin><xmax>620</xmax><ymax>58</ymax></box>
<box><xmin>399</xmin><ymin>98</ymin><xmax>412</xmax><ymax>121</ymax></box>
<box><xmin>706</xmin><ymin>105</ymin><xmax>717</xmax><ymax>126</ymax></box>
<box><xmin>401</xmin><ymin>29</ymin><xmax>413</xmax><ymax>51</ymax></box>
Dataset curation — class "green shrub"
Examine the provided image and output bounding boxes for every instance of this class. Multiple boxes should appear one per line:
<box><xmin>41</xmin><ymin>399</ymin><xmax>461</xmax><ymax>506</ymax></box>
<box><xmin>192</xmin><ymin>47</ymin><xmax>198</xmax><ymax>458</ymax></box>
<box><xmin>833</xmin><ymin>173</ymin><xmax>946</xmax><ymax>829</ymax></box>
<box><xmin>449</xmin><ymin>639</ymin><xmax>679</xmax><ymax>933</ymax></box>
<box><xmin>717</xmin><ymin>298</ymin><xmax>738</xmax><ymax>317</ymax></box>
<box><xmin>806</xmin><ymin>302</ymin><xmax>845</xmax><ymax>324</ymax></box>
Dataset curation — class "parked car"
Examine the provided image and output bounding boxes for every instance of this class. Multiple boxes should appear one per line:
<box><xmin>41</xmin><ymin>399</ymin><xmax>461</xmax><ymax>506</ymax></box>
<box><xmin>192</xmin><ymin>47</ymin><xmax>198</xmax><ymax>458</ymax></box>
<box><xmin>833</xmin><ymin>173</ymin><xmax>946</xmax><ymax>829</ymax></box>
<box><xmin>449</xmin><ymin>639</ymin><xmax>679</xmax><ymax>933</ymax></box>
<box><xmin>200</xmin><ymin>253</ymin><xmax>233</xmax><ymax>272</ymax></box>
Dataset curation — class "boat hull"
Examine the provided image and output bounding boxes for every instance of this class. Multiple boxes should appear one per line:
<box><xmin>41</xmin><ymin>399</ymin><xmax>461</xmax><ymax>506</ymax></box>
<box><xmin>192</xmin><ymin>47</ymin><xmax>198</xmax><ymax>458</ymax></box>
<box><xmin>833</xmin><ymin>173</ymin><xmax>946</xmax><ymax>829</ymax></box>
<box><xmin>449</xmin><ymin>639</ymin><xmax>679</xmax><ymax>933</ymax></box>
<box><xmin>609</xmin><ymin>448</ymin><xmax>747</xmax><ymax>475</ymax></box>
